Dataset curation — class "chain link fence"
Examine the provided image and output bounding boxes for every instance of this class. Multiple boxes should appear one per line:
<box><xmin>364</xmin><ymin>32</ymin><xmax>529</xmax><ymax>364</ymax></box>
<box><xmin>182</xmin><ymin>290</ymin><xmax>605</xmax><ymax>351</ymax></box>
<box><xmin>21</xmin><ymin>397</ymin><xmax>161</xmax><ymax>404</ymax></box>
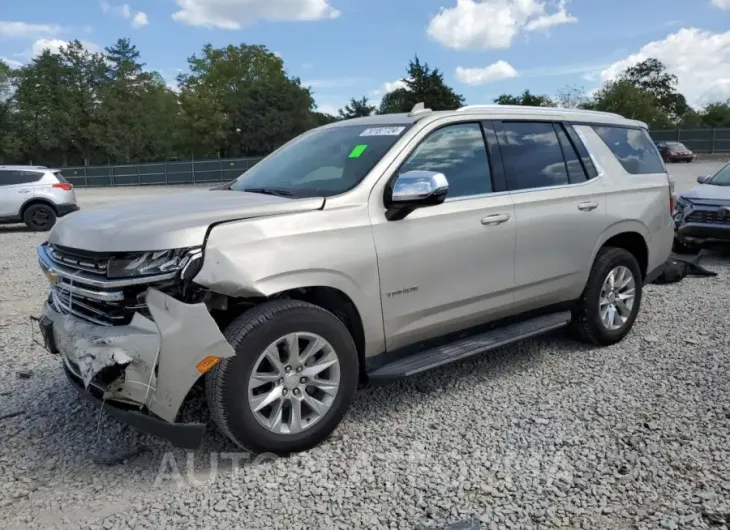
<box><xmin>59</xmin><ymin>157</ymin><xmax>264</xmax><ymax>188</ymax></box>
<box><xmin>649</xmin><ymin>128</ymin><xmax>730</xmax><ymax>153</ymax></box>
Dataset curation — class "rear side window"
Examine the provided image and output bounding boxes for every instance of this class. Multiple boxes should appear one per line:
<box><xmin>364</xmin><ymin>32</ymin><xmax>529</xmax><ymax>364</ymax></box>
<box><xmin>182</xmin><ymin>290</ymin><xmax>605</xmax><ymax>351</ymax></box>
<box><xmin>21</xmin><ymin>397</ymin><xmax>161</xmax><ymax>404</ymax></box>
<box><xmin>592</xmin><ymin>126</ymin><xmax>665</xmax><ymax>175</ymax></box>
<box><xmin>53</xmin><ymin>171</ymin><xmax>69</xmax><ymax>183</ymax></box>
<box><xmin>0</xmin><ymin>170</ymin><xmax>44</xmax><ymax>185</ymax></box>
<box><xmin>494</xmin><ymin>121</ymin><xmax>569</xmax><ymax>191</ymax></box>
<box><xmin>555</xmin><ymin>124</ymin><xmax>588</xmax><ymax>183</ymax></box>
<box><xmin>564</xmin><ymin>125</ymin><xmax>598</xmax><ymax>179</ymax></box>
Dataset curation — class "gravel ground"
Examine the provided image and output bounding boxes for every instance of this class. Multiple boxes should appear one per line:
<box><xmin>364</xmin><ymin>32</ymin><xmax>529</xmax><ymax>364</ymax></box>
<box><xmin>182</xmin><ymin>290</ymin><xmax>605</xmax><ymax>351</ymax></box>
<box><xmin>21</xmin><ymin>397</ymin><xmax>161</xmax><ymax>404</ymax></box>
<box><xmin>1</xmin><ymin>159</ymin><xmax>730</xmax><ymax>530</ymax></box>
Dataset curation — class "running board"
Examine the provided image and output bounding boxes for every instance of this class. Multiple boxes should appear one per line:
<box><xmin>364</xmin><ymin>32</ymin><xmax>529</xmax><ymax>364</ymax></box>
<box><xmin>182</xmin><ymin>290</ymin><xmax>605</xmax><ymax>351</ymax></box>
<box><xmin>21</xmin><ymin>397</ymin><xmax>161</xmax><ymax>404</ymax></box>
<box><xmin>369</xmin><ymin>311</ymin><xmax>572</xmax><ymax>383</ymax></box>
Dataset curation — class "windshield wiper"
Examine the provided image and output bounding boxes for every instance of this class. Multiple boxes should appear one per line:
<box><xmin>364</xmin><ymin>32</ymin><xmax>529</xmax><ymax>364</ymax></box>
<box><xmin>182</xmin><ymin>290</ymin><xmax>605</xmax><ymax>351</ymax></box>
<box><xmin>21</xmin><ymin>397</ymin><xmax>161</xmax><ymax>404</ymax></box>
<box><xmin>241</xmin><ymin>187</ymin><xmax>296</xmax><ymax>197</ymax></box>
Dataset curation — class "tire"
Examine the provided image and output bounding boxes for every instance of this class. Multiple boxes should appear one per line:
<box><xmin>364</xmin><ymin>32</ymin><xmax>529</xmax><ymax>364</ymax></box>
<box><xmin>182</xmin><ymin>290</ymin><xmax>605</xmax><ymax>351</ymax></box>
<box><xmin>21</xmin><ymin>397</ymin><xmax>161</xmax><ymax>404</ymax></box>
<box><xmin>23</xmin><ymin>203</ymin><xmax>56</xmax><ymax>231</ymax></box>
<box><xmin>570</xmin><ymin>247</ymin><xmax>643</xmax><ymax>346</ymax></box>
<box><xmin>206</xmin><ymin>299</ymin><xmax>359</xmax><ymax>454</ymax></box>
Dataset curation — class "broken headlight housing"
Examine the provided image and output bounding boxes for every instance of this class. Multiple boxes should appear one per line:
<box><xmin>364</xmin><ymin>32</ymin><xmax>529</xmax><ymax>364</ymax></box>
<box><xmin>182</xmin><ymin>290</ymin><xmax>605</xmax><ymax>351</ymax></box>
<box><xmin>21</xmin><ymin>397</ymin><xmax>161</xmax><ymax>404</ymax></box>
<box><xmin>107</xmin><ymin>247</ymin><xmax>202</xmax><ymax>279</ymax></box>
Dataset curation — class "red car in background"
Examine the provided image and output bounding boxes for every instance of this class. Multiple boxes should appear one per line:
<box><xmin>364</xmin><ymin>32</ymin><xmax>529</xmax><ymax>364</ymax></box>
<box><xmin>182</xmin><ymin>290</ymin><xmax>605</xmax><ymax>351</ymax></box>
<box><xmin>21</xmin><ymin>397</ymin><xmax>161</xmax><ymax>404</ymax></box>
<box><xmin>655</xmin><ymin>141</ymin><xmax>695</xmax><ymax>163</ymax></box>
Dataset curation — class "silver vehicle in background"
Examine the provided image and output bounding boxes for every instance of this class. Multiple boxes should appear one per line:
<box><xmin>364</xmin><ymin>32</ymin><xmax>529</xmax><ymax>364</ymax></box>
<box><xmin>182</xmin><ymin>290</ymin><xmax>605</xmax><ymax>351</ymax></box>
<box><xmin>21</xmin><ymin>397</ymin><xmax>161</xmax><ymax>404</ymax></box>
<box><xmin>34</xmin><ymin>103</ymin><xmax>674</xmax><ymax>454</ymax></box>
<box><xmin>0</xmin><ymin>166</ymin><xmax>79</xmax><ymax>231</ymax></box>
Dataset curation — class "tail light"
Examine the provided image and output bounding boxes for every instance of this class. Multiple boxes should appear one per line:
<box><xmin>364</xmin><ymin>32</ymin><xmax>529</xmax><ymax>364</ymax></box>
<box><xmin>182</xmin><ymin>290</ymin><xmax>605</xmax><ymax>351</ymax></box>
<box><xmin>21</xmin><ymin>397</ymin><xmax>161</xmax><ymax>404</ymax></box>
<box><xmin>668</xmin><ymin>177</ymin><xmax>676</xmax><ymax>214</ymax></box>
<box><xmin>52</xmin><ymin>183</ymin><xmax>73</xmax><ymax>191</ymax></box>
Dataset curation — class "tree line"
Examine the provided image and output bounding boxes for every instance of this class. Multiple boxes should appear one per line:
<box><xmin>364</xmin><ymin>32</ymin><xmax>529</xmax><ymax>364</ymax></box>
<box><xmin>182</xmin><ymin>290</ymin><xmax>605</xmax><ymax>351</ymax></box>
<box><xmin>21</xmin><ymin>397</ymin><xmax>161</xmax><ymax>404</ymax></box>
<box><xmin>1</xmin><ymin>38</ymin><xmax>729</xmax><ymax>167</ymax></box>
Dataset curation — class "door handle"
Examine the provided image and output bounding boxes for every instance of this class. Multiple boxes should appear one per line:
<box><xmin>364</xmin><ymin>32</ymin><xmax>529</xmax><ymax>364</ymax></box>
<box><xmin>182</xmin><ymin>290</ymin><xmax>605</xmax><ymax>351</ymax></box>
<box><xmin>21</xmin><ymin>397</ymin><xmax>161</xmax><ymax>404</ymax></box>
<box><xmin>577</xmin><ymin>201</ymin><xmax>598</xmax><ymax>211</ymax></box>
<box><xmin>481</xmin><ymin>213</ymin><xmax>511</xmax><ymax>226</ymax></box>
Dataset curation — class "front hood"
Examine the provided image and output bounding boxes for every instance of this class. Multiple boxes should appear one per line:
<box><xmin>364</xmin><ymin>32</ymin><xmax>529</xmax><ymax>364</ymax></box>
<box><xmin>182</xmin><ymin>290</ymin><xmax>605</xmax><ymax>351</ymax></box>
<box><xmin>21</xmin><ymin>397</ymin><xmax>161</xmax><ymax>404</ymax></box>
<box><xmin>48</xmin><ymin>190</ymin><xmax>325</xmax><ymax>252</ymax></box>
<box><xmin>680</xmin><ymin>184</ymin><xmax>730</xmax><ymax>205</ymax></box>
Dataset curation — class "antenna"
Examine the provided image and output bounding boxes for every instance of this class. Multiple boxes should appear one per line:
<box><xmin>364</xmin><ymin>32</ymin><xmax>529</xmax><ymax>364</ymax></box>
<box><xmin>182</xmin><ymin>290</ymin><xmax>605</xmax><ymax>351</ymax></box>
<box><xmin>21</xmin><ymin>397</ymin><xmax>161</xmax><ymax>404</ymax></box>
<box><xmin>408</xmin><ymin>102</ymin><xmax>432</xmax><ymax>117</ymax></box>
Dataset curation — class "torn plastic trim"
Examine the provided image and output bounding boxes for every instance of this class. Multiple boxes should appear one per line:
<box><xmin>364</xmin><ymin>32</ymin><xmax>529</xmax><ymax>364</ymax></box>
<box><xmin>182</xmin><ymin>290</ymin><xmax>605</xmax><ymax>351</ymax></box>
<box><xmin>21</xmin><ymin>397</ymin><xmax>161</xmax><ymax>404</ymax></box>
<box><xmin>48</xmin><ymin>287</ymin><xmax>235</xmax><ymax>426</ymax></box>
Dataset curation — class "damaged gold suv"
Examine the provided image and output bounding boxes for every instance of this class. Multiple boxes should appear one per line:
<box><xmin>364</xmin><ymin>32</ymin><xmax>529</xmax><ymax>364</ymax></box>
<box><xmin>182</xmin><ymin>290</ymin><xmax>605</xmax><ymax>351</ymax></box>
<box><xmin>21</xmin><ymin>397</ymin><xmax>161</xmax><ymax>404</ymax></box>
<box><xmin>34</xmin><ymin>104</ymin><xmax>674</xmax><ymax>453</ymax></box>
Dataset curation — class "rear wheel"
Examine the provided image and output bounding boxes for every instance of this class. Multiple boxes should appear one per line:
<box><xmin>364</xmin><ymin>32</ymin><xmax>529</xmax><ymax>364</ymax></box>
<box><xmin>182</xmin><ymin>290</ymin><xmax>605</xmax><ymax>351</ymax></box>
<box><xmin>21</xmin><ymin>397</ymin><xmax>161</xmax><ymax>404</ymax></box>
<box><xmin>206</xmin><ymin>300</ymin><xmax>359</xmax><ymax>454</ymax></box>
<box><xmin>571</xmin><ymin>247</ymin><xmax>643</xmax><ymax>346</ymax></box>
<box><xmin>23</xmin><ymin>203</ymin><xmax>56</xmax><ymax>231</ymax></box>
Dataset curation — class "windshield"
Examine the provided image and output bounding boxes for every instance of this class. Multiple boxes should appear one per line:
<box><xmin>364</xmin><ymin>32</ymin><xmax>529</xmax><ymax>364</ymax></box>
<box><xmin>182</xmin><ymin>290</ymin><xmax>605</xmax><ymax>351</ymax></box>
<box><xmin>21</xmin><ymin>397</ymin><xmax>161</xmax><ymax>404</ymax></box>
<box><xmin>229</xmin><ymin>124</ymin><xmax>412</xmax><ymax>198</ymax></box>
<box><xmin>708</xmin><ymin>163</ymin><xmax>730</xmax><ymax>186</ymax></box>
<box><xmin>667</xmin><ymin>142</ymin><xmax>687</xmax><ymax>151</ymax></box>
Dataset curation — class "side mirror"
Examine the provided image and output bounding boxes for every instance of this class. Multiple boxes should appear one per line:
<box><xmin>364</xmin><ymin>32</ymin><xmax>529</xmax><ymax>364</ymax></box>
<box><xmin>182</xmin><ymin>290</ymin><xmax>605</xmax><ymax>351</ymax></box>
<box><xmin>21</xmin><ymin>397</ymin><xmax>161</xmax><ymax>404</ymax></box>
<box><xmin>386</xmin><ymin>170</ymin><xmax>449</xmax><ymax>221</ymax></box>
<box><xmin>697</xmin><ymin>175</ymin><xmax>710</xmax><ymax>184</ymax></box>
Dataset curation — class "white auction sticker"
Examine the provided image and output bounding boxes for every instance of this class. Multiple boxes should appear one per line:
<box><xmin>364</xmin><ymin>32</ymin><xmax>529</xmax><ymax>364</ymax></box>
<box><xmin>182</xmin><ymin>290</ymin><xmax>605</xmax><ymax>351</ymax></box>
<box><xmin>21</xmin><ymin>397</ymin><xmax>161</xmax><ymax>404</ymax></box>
<box><xmin>360</xmin><ymin>127</ymin><xmax>406</xmax><ymax>137</ymax></box>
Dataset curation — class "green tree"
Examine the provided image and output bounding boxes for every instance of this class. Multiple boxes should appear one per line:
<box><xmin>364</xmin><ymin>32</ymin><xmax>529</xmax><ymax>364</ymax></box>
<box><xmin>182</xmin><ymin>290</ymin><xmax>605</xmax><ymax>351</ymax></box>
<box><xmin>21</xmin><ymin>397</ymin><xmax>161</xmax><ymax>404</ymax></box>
<box><xmin>98</xmin><ymin>38</ymin><xmax>157</xmax><ymax>162</ymax></box>
<box><xmin>378</xmin><ymin>56</ymin><xmax>464</xmax><ymax>114</ymax></box>
<box><xmin>555</xmin><ymin>85</ymin><xmax>591</xmax><ymax>109</ymax></box>
<box><xmin>338</xmin><ymin>96</ymin><xmax>375</xmax><ymax>119</ymax></box>
<box><xmin>312</xmin><ymin>111</ymin><xmax>339</xmax><ymax>126</ymax></box>
<box><xmin>620</xmin><ymin>58</ymin><xmax>690</xmax><ymax>121</ymax></box>
<box><xmin>178</xmin><ymin>43</ymin><xmax>315</xmax><ymax>157</ymax></box>
<box><xmin>0</xmin><ymin>60</ymin><xmax>19</xmax><ymax>163</ymax></box>
<box><xmin>590</xmin><ymin>79</ymin><xmax>672</xmax><ymax>127</ymax></box>
<box><xmin>700</xmin><ymin>100</ymin><xmax>730</xmax><ymax>128</ymax></box>
<box><xmin>494</xmin><ymin>89</ymin><xmax>555</xmax><ymax>107</ymax></box>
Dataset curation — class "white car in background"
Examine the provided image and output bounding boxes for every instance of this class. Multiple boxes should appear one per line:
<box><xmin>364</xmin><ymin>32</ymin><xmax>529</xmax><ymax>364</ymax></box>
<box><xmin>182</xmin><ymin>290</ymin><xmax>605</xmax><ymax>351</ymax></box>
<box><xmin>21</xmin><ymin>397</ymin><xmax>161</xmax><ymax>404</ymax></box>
<box><xmin>0</xmin><ymin>165</ymin><xmax>79</xmax><ymax>231</ymax></box>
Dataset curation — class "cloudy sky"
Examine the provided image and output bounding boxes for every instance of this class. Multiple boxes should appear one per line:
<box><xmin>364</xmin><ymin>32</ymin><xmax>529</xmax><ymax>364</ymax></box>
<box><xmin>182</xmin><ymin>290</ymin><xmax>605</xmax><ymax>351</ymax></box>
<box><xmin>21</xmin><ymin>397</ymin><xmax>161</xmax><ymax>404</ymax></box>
<box><xmin>1</xmin><ymin>0</ymin><xmax>729</xmax><ymax>115</ymax></box>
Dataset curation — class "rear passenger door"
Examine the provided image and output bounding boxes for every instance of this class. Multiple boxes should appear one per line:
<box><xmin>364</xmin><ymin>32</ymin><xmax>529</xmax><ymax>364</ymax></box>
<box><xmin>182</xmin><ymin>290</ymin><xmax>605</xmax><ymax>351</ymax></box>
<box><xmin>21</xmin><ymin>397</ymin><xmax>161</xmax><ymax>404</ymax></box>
<box><xmin>489</xmin><ymin>120</ymin><xmax>607</xmax><ymax>308</ymax></box>
<box><xmin>0</xmin><ymin>170</ymin><xmax>38</xmax><ymax>217</ymax></box>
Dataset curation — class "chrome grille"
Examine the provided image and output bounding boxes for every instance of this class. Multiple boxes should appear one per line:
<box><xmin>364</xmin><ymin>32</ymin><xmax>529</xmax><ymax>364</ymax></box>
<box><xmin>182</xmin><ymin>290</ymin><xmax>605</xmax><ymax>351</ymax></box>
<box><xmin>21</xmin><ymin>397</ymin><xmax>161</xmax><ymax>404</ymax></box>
<box><xmin>686</xmin><ymin>210</ymin><xmax>730</xmax><ymax>225</ymax></box>
<box><xmin>39</xmin><ymin>243</ymin><xmax>172</xmax><ymax>326</ymax></box>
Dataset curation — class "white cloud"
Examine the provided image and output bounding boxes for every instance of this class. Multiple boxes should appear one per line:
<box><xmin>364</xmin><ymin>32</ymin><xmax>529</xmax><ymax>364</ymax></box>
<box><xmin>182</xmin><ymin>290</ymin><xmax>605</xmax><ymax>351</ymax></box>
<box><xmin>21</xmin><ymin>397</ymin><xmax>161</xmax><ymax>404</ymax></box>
<box><xmin>31</xmin><ymin>38</ymin><xmax>101</xmax><ymax>57</ymax></box>
<box><xmin>172</xmin><ymin>0</ymin><xmax>340</xmax><ymax>29</ymax></box>
<box><xmin>316</xmin><ymin>103</ymin><xmax>339</xmax><ymax>115</ymax></box>
<box><xmin>101</xmin><ymin>2</ymin><xmax>149</xmax><ymax>28</ymax></box>
<box><xmin>712</xmin><ymin>0</ymin><xmax>730</xmax><ymax>9</ymax></box>
<box><xmin>599</xmin><ymin>27</ymin><xmax>730</xmax><ymax>106</ymax></box>
<box><xmin>370</xmin><ymin>78</ymin><xmax>408</xmax><ymax>97</ymax></box>
<box><xmin>427</xmin><ymin>0</ymin><xmax>577</xmax><ymax>50</ymax></box>
<box><xmin>0</xmin><ymin>56</ymin><xmax>23</xmax><ymax>67</ymax></box>
<box><xmin>132</xmin><ymin>11</ymin><xmax>149</xmax><ymax>28</ymax></box>
<box><xmin>0</xmin><ymin>21</ymin><xmax>61</xmax><ymax>39</ymax></box>
<box><xmin>455</xmin><ymin>61</ymin><xmax>518</xmax><ymax>85</ymax></box>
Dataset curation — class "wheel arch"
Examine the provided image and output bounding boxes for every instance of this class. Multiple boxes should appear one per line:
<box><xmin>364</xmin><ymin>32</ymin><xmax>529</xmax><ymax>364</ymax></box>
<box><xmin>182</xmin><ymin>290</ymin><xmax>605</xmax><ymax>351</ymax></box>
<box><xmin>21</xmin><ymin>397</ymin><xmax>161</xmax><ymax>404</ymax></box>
<box><xmin>592</xmin><ymin>221</ymin><xmax>650</xmax><ymax>279</ymax></box>
<box><xmin>20</xmin><ymin>197</ymin><xmax>58</xmax><ymax>218</ymax></box>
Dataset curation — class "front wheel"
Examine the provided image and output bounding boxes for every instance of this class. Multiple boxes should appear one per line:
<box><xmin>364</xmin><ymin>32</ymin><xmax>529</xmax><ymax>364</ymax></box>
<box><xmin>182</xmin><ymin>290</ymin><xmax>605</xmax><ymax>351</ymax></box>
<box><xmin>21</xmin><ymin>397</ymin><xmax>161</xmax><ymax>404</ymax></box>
<box><xmin>206</xmin><ymin>300</ymin><xmax>359</xmax><ymax>454</ymax></box>
<box><xmin>570</xmin><ymin>247</ymin><xmax>643</xmax><ymax>346</ymax></box>
<box><xmin>23</xmin><ymin>203</ymin><xmax>56</xmax><ymax>231</ymax></box>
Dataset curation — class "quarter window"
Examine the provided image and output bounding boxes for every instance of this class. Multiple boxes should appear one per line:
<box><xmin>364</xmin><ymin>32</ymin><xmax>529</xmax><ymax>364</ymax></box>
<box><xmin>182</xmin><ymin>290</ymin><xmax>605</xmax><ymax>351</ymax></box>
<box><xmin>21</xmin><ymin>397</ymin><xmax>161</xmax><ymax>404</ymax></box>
<box><xmin>592</xmin><ymin>126</ymin><xmax>666</xmax><ymax>175</ymax></box>
<box><xmin>495</xmin><ymin>121</ymin><xmax>570</xmax><ymax>191</ymax></box>
<box><xmin>399</xmin><ymin>123</ymin><xmax>492</xmax><ymax>198</ymax></box>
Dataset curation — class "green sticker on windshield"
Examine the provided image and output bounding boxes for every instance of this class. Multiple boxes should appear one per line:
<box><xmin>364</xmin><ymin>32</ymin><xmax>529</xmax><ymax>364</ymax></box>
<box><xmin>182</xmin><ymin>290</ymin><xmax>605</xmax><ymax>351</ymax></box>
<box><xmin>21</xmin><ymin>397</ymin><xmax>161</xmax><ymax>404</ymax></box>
<box><xmin>348</xmin><ymin>144</ymin><xmax>368</xmax><ymax>158</ymax></box>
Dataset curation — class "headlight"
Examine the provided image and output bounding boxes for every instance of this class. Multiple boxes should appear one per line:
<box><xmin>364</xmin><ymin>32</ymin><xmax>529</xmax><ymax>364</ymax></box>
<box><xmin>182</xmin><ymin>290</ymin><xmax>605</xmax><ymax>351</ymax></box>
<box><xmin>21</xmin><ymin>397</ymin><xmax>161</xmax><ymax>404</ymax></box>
<box><xmin>107</xmin><ymin>247</ymin><xmax>201</xmax><ymax>279</ymax></box>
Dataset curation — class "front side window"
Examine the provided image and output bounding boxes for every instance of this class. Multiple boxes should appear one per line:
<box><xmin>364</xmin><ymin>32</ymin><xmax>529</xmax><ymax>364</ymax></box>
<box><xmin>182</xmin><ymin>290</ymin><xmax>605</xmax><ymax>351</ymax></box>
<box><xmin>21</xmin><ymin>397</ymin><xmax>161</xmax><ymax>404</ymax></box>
<box><xmin>495</xmin><ymin>121</ymin><xmax>570</xmax><ymax>191</ymax></box>
<box><xmin>229</xmin><ymin>124</ymin><xmax>412</xmax><ymax>198</ymax></box>
<box><xmin>592</xmin><ymin>126</ymin><xmax>665</xmax><ymax>175</ymax></box>
<box><xmin>399</xmin><ymin>123</ymin><xmax>492</xmax><ymax>198</ymax></box>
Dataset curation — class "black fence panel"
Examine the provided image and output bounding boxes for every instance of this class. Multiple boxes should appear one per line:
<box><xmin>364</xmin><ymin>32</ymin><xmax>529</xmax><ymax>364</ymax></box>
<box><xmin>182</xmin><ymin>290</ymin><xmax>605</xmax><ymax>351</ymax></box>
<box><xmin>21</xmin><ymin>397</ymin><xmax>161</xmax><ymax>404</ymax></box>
<box><xmin>57</xmin><ymin>157</ymin><xmax>264</xmax><ymax>187</ymax></box>
<box><xmin>649</xmin><ymin>128</ymin><xmax>730</xmax><ymax>153</ymax></box>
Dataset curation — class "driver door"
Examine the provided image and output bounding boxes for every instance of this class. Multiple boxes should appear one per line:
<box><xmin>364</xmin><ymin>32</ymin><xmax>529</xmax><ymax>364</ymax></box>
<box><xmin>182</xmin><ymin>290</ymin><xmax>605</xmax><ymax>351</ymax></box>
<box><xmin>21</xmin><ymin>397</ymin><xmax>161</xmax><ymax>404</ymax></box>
<box><xmin>370</xmin><ymin>122</ymin><xmax>516</xmax><ymax>351</ymax></box>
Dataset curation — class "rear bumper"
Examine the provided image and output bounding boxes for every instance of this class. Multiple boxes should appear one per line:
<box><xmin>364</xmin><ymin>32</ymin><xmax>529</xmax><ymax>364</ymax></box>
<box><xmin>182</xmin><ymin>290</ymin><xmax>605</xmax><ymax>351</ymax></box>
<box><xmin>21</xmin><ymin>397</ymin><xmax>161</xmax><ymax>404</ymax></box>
<box><xmin>56</xmin><ymin>204</ymin><xmax>80</xmax><ymax>217</ymax></box>
<box><xmin>665</xmin><ymin>154</ymin><xmax>695</xmax><ymax>162</ymax></box>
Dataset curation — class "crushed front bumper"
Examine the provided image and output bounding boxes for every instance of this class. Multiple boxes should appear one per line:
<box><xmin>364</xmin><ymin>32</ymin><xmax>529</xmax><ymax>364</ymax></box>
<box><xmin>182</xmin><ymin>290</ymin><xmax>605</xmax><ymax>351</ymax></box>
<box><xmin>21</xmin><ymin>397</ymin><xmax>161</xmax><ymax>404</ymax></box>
<box><xmin>36</xmin><ymin>288</ymin><xmax>235</xmax><ymax>449</ymax></box>
<box><xmin>674</xmin><ymin>205</ymin><xmax>730</xmax><ymax>246</ymax></box>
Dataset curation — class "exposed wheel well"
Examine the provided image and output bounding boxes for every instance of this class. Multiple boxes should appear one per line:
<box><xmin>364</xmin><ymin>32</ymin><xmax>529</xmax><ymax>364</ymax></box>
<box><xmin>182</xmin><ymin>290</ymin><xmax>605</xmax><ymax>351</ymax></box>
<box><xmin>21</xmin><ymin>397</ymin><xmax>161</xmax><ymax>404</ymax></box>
<box><xmin>20</xmin><ymin>199</ymin><xmax>57</xmax><ymax>218</ymax></box>
<box><xmin>284</xmin><ymin>286</ymin><xmax>367</xmax><ymax>383</ymax></box>
<box><xmin>601</xmin><ymin>232</ymin><xmax>648</xmax><ymax>278</ymax></box>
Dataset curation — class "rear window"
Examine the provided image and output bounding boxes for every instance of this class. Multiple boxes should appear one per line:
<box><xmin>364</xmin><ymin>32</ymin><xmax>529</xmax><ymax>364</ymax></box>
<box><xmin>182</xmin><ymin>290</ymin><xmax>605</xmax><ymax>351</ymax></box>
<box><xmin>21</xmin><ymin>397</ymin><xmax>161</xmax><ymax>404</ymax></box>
<box><xmin>53</xmin><ymin>171</ymin><xmax>68</xmax><ymax>183</ymax></box>
<box><xmin>592</xmin><ymin>126</ymin><xmax>666</xmax><ymax>175</ymax></box>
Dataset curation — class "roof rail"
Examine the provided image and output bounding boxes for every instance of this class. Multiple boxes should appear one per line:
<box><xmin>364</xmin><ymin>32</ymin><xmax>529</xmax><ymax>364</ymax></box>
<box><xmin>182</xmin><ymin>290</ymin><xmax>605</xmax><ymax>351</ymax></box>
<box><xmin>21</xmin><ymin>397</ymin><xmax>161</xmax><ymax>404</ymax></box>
<box><xmin>456</xmin><ymin>104</ymin><xmax>624</xmax><ymax>119</ymax></box>
<box><xmin>408</xmin><ymin>102</ymin><xmax>432</xmax><ymax>117</ymax></box>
